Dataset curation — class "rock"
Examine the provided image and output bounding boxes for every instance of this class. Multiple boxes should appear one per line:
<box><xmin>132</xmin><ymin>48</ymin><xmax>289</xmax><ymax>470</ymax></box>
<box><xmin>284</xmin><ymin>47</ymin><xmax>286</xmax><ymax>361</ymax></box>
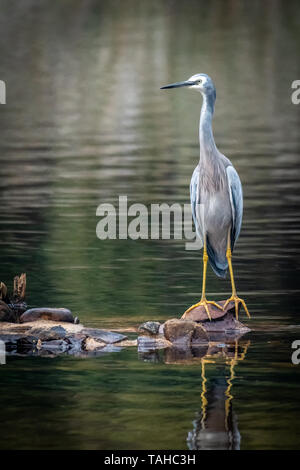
<box><xmin>163</xmin><ymin>318</ymin><xmax>194</xmax><ymax>344</ymax></box>
<box><xmin>192</xmin><ymin>324</ymin><xmax>210</xmax><ymax>344</ymax></box>
<box><xmin>81</xmin><ymin>328</ymin><xmax>127</xmax><ymax>344</ymax></box>
<box><xmin>30</xmin><ymin>326</ymin><xmax>67</xmax><ymax>341</ymax></box>
<box><xmin>138</xmin><ymin>321</ymin><xmax>161</xmax><ymax>335</ymax></box>
<box><xmin>181</xmin><ymin>300</ymin><xmax>238</xmax><ymax>322</ymax></box>
<box><xmin>0</xmin><ymin>300</ymin><xmax>17</xmax><ymax>322</ymax></box>
<box><xmin>200</xmin><ymin>311</ymin><xmax>251</xmax><ymax>334</ymax></box>
<box><xmin>0</xmin><ymin>317</ymin><xmax>135</xmax><ymax>356</ymax></box>
<box><xmin>83</xmin><ymin>337</ymin><xmax>106</xmax><ymax>351</ymax></box>
<box><xmin>20</xmin><ymin>308</ymin><xmax>75</xmax><ymax>323</ymax></box>
<box><xmin>163</xmin><ymin>318</ymin><xmax>208</xmax><ymax>345</ymax></box>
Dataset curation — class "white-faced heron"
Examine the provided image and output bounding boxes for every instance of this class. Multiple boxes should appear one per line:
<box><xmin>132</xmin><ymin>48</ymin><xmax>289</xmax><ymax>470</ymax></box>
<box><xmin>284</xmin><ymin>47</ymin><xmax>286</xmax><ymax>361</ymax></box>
<box><xmin>161</xmin><ymin>73</ymin><xmax>250</xmax><ymax>321</ymax></box>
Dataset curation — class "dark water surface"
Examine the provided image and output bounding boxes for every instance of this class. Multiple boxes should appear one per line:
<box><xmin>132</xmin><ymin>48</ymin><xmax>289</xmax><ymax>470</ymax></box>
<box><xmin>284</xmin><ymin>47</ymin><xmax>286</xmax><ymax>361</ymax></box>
<box><xmin>0</xmin><ymin>0</ymin><xmax>300</xmax><ymax>449</ymax></box>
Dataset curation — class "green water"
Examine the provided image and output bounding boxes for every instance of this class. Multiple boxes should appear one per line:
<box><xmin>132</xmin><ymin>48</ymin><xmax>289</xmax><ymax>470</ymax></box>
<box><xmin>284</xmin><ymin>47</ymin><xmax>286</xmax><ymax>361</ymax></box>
<box><xmin>1</xmin><ymin>0</ymin><xmax>300</xmax><ymax>449</ymax></box>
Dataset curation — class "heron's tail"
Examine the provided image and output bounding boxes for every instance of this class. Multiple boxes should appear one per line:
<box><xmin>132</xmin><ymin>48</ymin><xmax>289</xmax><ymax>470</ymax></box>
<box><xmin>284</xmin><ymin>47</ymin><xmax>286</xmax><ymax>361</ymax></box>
<box><xmin>206</xmin><ymin>239</ymin><xmax>228</xmax><ymax>278</ymax></box>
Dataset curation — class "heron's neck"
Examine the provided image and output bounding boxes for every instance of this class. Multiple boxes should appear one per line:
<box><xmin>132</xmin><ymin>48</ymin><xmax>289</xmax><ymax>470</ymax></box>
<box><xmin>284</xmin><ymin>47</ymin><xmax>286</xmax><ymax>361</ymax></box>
<box><xmin>199</xmin><ymin>93</ymin><xmax>217</xmax><ymax>161</ymax></box>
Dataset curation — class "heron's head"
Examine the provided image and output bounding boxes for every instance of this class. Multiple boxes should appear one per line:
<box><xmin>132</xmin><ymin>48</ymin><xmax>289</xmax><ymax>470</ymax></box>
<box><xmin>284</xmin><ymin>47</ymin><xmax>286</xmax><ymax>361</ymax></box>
<box><xmin>160</xmin><ymin>73</ymin><xmax>216</xmax><ymax>98</ymax></box>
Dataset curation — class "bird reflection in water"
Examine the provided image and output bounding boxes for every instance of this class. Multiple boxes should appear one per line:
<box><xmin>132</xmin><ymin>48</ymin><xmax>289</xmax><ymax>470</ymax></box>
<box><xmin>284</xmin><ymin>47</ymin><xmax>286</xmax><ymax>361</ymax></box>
<box><xmin>186</xmin><ymin>339</ymin><xmax>250</xmax><ymax>450</ymax></box>
<box><xmin>139</xmin><ymin>337</ymin><xmax>250</xmax><ymax>450</ymax></box>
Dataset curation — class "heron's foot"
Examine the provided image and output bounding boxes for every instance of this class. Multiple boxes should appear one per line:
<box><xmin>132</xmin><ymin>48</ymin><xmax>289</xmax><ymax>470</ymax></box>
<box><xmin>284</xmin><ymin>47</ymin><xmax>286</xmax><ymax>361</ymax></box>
<box><xmin>183</xmin><ymin>298</ymin><xmax>223</xmax><ymax>321</ymax></box>
<box><xmin>224</xmin><ymin>294</ymin><xmax>250</xmax><ymax>320</ymax></box>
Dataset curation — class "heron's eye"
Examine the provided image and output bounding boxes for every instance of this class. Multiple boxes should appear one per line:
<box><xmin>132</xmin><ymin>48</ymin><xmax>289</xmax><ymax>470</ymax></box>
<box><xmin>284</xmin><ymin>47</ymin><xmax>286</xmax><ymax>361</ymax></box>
<box><xmin>197</xmin><ymin>79</ymin><xmax>202</xmax><ymax>84</ymax></box>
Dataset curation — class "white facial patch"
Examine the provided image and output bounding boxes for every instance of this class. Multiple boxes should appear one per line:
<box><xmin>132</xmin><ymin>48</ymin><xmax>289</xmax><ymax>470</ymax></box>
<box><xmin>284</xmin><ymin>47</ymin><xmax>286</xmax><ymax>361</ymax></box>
<box><xmin>188</xmin><ymin>74</ymin><xmax>207</xmax><ymax>86</ymax></box>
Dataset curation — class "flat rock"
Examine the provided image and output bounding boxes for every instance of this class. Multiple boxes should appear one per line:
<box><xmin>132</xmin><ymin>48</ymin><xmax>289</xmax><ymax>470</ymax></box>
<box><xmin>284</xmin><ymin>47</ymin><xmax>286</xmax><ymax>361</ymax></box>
<box><xmin>30</xmin><ymin>326</ymin><xmax>67</xmax><ymax>341</ymax></box>
<box><xmin>181</xmin><ymin>300</ymin><xmax>239</xmax><ymax>322</ymax></box>
<box><xmin>20</xmin><ymin>308</ymin><xmax>75</xmax><ymax>323</ymax></box>
<box><xmin>81</xmin><ymin>328</ymin><xmax>127</xmax><ymax>344</ymax></box>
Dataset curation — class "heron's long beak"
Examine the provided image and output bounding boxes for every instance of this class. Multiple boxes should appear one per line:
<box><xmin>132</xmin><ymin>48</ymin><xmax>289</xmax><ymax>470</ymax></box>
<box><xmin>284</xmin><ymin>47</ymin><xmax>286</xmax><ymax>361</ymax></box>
<box><xmin>160</xmin><ymin>80</ymin><xmax>195</xmax><ymax>89</ymax></box>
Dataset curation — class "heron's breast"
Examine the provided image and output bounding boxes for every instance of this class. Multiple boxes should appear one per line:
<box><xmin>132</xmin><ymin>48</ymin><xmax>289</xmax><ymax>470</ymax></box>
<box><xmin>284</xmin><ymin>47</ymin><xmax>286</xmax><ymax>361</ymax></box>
<box><xmin>204</xmin><ymin>191</ymin><xmax>231</xmax><ymax>222</ymax></box>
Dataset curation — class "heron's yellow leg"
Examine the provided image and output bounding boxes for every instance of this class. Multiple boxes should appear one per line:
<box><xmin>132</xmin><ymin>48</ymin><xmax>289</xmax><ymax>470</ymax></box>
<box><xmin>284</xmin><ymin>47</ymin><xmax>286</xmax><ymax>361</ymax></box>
<box><xmin>183</xmin><ymin>241</ymin><xmax>223</xmax><ymax>321</ymax></box>
<box><xmin>200</xmin><ymin>360</ymin><xmax>208</xmax><ymax>429</ymax></box>
<box><xmin>224</xmin><ymin>234</ymin><xmax>250</xmax><ymax>320</ymax></box>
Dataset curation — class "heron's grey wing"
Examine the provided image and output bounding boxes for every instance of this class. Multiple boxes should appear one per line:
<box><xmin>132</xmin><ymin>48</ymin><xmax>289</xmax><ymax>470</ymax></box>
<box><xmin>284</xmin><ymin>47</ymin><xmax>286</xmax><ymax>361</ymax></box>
<box><xmin>226</xmin><ymin>165</ymin><xmax>243</xmax><ymax>250</ymax></box>
<box><xmin>190</xmin><ymin>165</ymin><xmax>203</xmax><ymax>241</ymax></box>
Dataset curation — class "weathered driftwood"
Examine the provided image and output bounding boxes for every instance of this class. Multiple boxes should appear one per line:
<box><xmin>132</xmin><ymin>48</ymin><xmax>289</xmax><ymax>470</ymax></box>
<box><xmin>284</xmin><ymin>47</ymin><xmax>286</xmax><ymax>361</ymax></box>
<box><xmin>12</xmin><ymin>273</ymin><xmax>26</xmax><ymax>302</ymax></box>
<box><xmin>0</xmin><ymin>274</ymin><xmax>28</xmax><ymax>322</ymax></box>
<box><xmin>0</xmin><ymin>282</ymin><xmax>8</xmax><ymax>301</ymax></box>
